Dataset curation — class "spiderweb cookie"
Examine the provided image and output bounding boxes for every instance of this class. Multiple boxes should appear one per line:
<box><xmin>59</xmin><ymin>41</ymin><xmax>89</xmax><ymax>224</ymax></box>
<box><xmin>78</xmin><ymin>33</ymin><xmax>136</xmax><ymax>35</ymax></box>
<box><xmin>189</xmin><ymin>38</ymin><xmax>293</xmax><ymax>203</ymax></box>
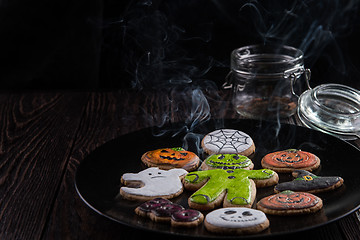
<box><xmin>201</xmin><ymin>129</ymin><xmax>255</xmax><ymax>156</ymax></box>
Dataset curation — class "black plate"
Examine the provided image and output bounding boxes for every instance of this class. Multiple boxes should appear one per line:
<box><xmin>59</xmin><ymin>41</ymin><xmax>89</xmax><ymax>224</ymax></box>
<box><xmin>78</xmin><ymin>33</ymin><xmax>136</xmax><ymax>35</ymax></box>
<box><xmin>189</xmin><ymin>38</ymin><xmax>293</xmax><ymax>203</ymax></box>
<box><xmin>75</xmin><ymin>119</ymin><xmax>360</xmax><ymax>238</ymax></box>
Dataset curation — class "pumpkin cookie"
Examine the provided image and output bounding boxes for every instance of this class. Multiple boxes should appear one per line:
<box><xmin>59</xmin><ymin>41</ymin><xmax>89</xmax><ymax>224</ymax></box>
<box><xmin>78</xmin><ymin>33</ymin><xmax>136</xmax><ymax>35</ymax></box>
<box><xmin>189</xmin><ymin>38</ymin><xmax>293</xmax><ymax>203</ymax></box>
<box><xmin>141</xmin><ymin>147</ymin><xmax>200</xmax><ymax>171</ymax></box>
<box><xmin>274</xmin><ymin>170</ymin><xmax>344</xmax><ymax>193</ymax></box>
<box><xmin>184</xmin><ymin>168</ymin><xmax>278</xmax><ymax>211</ymax></box>
<box><xmin>201</xmin><ymin>129</ymin><xmax>255</xmax><ymax>156</ymax></box>
<box><xmin>200</xmin><ymin>154</ymin><xmax>254</xmax><ymax>170</ymax></box>
<box><xmin>257</xmin><ymin>190</ymin><xmax>323</xmax><ymax>215</ymax></box>
<box><xmin>204</xmin><ymin>207</ymin><xmax>270</xmax><ymax>235</ymax></box>
<box><xmin>261</xmin><ymin>149</ymin><xmax>320</xmax><ymax>173</ymax></box>
<box><xmin>120</xmin><ymin>167</ymin><xmax>188</xmax><ymax>201</ymax></box>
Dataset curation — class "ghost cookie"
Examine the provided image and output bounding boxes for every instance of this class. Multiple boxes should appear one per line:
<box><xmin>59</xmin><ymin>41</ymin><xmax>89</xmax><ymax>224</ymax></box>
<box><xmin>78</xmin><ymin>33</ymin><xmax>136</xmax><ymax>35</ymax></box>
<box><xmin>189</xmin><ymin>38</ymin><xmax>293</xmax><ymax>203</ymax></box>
<box><xmin>200</xmin><ymin>154</ymin><xmax>254</xmax><ymax>170</ymax></box>
<box><xmin>141</xmin><ymin>147</ymin><xmax>200</xmax><ymax>171</ymax></box>
<box><xmin>120</xmin><ymin>167</ymin><xmax>188</xmax><ymax>201</ymax></box>
<box><xmin>274</xmin><ymin>170</ymin><xmax>344</xmax><ymax>193</ymax></box>
<box><xmin>257</xmin><ymin>190</ymin><xmax>323</xmax><ymax>215</ymax></box>
<box><xmin>261</xmin><ymin>149</ymin><xmax>320</xmax><ymax>173</ymax></box>
<box><xmin>135</xmin><ymin>198</ymin><xmax>204</xmax><ymax>227</ymax></box>
<box><xmin>204</xmin><ymin>208</ymin><xmax>270</xmax><ymax>235</ymax></box>
<box><xmin>184</xmin><ymin>168</ymin><xmax>278</xmax><ymax>211</ymax></box>
<box><xmin>201</xmin><ymin>129</ymin><xmax>255</xmax><ymax>156</ymax></box>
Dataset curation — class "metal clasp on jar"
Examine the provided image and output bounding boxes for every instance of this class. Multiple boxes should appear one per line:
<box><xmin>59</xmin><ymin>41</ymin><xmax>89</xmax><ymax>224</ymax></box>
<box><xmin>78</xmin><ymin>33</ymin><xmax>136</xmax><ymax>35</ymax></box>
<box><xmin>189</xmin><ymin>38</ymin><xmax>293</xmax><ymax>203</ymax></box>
<box><xmin>285</xmin><ymin>67</ymin><xmax>311</xmax><ymax>97</ymax></box>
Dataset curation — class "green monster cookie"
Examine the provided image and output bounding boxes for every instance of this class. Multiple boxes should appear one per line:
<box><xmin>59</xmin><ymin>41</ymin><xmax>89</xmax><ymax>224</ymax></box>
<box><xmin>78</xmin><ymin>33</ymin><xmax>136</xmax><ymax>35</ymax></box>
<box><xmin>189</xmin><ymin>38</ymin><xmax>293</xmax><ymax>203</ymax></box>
<box><xmin>200</xmin><ymin>154</ymin><xmax>254</xmax><ymax>170</ymax></box>
<box><xmin>184</xmin><ymin>169</ymin><xmax>279</xmax><ymax>211</ymax></box>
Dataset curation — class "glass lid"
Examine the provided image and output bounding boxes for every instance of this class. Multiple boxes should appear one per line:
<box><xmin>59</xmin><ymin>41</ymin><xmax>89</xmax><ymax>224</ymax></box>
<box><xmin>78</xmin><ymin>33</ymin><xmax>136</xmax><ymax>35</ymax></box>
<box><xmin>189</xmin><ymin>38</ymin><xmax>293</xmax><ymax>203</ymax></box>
<box><xmin>298</xmin><ymin>83</ymin><xmax>360</xmax><ymax>139</ymax></box>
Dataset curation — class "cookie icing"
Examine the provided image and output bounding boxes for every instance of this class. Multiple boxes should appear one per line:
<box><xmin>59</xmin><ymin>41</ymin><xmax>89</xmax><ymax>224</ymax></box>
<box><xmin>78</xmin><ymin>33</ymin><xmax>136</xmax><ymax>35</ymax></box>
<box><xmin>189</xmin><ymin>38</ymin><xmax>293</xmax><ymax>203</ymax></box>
<box><xmin>262</xmin><ymin>149</ymin><xmax>318</xmax><ymax>168</ymax></box>
<box><xmin>121</xmin><ymin>167</ymin><xmax>188</xmax><ymax>197</ymax></box>
<box><xmin>171</xmin><ymin>209</ymin><xmax>202</xmax><ymax>222</ymax></box>
<box><xmin>206</xmin><ymin>207</ymin><xmax>268</xmax><ymax>228</ymax></box>
<box><xmin>185</xmin><ymin>168</ymin><xmax>275</xmax><ymax>206</ymax></box>
<box><xmin>202</xmin><ymin>129</ymin><xmax>253</xmax><ymax>154</ymax></box>
<box><xmin>138</xmin><ymin>198</ymin><xmax>171</xmax><ymax>212</ymax></box>
<box><xmin>258</xmin><ymin>190</ymin><xmax>320</xmax><ymax>210</ymax></box>
<box><xmin>137</xmin><ymin>198</ymin><xmax>202</xmax><ymax>223</ymax></box>
<box><xmin>204</xmin><ymin>154</ymin><xmax>252</xmax><ymax>169</ymax></box>
<box><xmin>142</xmin><ymin>147</ymin><xmax>199</xmax><ymax>169</ymax></box>
<box><xmin>275</xmin><ymin>170</ymin><xmax>343</xmax><ymax>192</ymax></box>
<box><xmin>151</xmin><ymin>203</ymin><xmax>184</xmax><ymax>217</ymax></box>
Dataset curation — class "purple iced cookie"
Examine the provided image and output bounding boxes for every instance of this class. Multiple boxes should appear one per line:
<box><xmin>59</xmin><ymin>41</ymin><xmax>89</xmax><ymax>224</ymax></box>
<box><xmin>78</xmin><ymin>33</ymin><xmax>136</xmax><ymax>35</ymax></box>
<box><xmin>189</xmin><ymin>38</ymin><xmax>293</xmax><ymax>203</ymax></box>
<box><xmin>171</xmin><ymin>209</ymin><xmax>202</xmax><ymax>222</ymax></box>
<box><xmin>138</xmin><ymin>198</ymin><xmax>171</xmax><ymax>212</ymax></box>
<box><xmin>151</xmin><ymin>203</ymin><xmax>184</xmax><ymax>217</ymax></box>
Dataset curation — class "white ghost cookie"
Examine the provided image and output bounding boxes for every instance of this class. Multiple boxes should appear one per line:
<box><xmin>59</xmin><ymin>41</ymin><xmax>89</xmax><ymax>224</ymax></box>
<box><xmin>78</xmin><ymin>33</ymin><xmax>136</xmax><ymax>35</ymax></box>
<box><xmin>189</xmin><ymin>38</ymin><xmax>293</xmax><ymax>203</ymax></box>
<box><xmin>120</xmin><ymin>167</ymin><xmax>188</xmax><ymax>201</ymax></box>
<box><xmin>202</xmin><ymin>129</ymin><xmax>255</xmax><ymax>156</ymax></box>
<box><xmin>204</xmin><ymin>207</ymin><xmax>269</xmax><ymax>235</ymax></box>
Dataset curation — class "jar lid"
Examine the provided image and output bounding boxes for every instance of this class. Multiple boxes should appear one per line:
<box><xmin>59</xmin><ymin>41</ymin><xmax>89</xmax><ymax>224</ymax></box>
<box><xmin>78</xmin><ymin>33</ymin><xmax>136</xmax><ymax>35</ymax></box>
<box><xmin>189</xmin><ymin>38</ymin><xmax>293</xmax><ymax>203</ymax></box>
<box><xmin>298</xmin><ymin>83</ymin><xmax>360</xmax><ymax>139</ymax></box>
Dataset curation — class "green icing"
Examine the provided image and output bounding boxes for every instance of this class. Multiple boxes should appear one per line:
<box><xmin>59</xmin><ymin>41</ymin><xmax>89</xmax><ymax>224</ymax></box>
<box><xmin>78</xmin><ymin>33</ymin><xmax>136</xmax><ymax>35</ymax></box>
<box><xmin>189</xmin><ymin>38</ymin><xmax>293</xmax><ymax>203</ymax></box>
<box><xmin>185</xmin><ymin>169</ymin><xmax>275</xmax><ymax>205</ymax></box>
<box><xmin>205</xmin><ymin>154</ymin><xmax>251</xmax><ymax>169</ymax></box>
<box><xmin>171</xmin><ymin>147</ymin><xmax>185</xmax><ymax>151</ymax></box>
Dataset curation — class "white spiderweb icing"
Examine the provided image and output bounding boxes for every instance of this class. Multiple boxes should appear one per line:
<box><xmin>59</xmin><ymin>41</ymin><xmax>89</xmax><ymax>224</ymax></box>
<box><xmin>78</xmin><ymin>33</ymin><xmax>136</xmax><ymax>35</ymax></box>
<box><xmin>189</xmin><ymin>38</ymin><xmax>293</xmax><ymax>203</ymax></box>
<box><xmin>203</xmin><ymin>129</ymin><xmax>253</xmax><ymax>154</ymax></box>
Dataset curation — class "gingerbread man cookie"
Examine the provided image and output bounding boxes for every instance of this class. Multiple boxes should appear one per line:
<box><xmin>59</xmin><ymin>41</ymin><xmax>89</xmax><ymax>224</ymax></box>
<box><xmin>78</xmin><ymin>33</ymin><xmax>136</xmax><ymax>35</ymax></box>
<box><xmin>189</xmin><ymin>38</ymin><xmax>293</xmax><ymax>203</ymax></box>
<box><xmin>120</xmin><ymin>167</ymin><xmax>188</xmax><ymax>201</ymax></box>
<box><xmin>257</xmin><ymin>190</ymin><xmax>323</xmax><ymax>215</ymax></box>
<box><xmin>184</xmin><ymin>169</ymin><xmax>278</xmax><ymax>211</ymax></box>
<box><xmin>274</xmin><ymin>170</ymin><xmax>344</xmax><ymax>193</ymax></box>
<box><xmin>201</xmin><ymin>129</ymin><xmax>255</xmax><ymax>156</ymax></box>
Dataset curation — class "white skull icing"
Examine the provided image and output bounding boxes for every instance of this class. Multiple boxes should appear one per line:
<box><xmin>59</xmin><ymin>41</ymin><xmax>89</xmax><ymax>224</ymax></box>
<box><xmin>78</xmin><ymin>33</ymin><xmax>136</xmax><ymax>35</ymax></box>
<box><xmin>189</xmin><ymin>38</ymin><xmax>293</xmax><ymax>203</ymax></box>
<box><xmin>121</xmin><ymin>167</ymin><xmax>188</xmax><ymax>197</ymax></box>
<box><xmin>205</xmin><ymin>207</ymin><xmax>267</xmax><ymax>228</ymax></box>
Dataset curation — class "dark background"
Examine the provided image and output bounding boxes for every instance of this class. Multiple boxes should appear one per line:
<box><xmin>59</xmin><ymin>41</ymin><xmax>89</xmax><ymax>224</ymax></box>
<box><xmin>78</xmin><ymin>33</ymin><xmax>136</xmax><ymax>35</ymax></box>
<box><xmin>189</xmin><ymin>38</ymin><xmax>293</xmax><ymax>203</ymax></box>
<box><xmin>0</xmin><ymin>0</ymin><xmax>359</xmax><ymax>90</ymax></box>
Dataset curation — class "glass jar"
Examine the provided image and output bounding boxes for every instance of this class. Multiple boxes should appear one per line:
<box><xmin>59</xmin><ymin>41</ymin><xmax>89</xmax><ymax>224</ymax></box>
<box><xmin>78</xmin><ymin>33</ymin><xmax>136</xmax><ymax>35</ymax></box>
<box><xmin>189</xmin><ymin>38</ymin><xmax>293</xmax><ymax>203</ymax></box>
<box><xmin>298</xmin><ymin>83</ymin><xmax>360</xmax><ymax>139</ymax></box>
<box><xmin>223</xmin><ymin>44</ymin><xmax>310</xmax><ymax>119</ymax></box>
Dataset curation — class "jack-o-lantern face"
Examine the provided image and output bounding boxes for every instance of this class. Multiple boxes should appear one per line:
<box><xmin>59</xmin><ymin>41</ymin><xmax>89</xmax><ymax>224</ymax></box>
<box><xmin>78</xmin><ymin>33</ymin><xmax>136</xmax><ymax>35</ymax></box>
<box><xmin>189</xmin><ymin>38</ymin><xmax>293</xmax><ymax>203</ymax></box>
<box><xmin>258</xmin><ymin>190</ymin><xmax>320</xmax><ymax>210</ymax></box>
<box><xmin>263</xmin><ymin>149</ymin><xmax>318</xmax><ymax>168</ymax></box>
<box><xmin>276</xmin><ymin>149</ymin><xmax>303</xmax><ymax>163</ymax></box>
<box><xmin>142</xmin><ymin>147</ymin><xmax>199</xmax><ymax>170</ymax></box>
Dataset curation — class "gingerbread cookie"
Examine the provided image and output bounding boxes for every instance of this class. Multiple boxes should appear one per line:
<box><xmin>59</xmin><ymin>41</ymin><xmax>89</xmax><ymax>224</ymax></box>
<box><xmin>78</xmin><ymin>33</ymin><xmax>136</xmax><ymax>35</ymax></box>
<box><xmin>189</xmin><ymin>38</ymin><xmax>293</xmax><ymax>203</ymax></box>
<box><xmin>261</xmin><ymin>149</ymin><xmax>320</xmax><ymax>173</ymax></box>
<box><xmin>204</xmin><ymin>207</ymin><xmax>270</xmax><ymax>235</ymax></box>
<box><xmin>120</xmin><ymin>167</ymin><xmax>188</xmax><ymax>201</ymax></box>
<box><xmin>184</xmin><ymin>168</ymin><xmax>278</xmax><ymax>211</ymax></box>
<box><xmin>135</xmin><ymin>198</ymin><xmax>204</xmax><ymax>227</ymax></box>
<box><xmin>200</xmin><ymin>154</ymin><xmax>254</xmax><ymax>170</ymax></box>
<box><xmin>201</xmin><ymin>129</ymin><xmax>255</xmax><ymax>156</ymax></box>
<box><xmin>274</xmin><ymin>170</ymin><xmax>344</xmax><ymax>193</ymax></box>
<box><xmin>257</xmin><ymin>190</ymin><xmax>323</xmax><ymax>215</ymax></box>
<box><xmin>141</xmin><ymin>147</ymin><xmax>200</xmax><ymax>171</ymax></box>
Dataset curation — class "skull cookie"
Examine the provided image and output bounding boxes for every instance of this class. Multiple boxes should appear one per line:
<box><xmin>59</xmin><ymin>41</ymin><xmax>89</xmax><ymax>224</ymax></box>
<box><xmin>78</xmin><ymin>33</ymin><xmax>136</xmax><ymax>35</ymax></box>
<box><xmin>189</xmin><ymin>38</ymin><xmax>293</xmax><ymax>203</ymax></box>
<box><xmin>201</xmin><ymin>154</ymin><xmax>254</xmax><ymax>170</ymax></box>
<box><xmin>204</xmin><ymin>208</ymin><xmax>270</xmax><ymax>235</ymax></box>
<box><xmin>261</xmin><ymin>149</ymin><xmax>320</xmax><ymax>173</ymax></box>
<box><xmin>184</xmin><ymin>168</ymin><xmax>278</xmax><ymax>210</ymax></box>
<box><xmin>120</xmin><ymin>167</ymin><xmax>188</xmax><ymax>201</ymax></box>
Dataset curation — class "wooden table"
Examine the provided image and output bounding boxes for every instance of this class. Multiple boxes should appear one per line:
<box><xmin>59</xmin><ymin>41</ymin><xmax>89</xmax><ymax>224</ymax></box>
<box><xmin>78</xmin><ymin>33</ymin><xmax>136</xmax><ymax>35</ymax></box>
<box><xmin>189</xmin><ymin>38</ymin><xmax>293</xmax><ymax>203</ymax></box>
<box><xmin>1</xmin><ymin>89</ymin><xmax>360</xmax><ymax>240</ymax></box>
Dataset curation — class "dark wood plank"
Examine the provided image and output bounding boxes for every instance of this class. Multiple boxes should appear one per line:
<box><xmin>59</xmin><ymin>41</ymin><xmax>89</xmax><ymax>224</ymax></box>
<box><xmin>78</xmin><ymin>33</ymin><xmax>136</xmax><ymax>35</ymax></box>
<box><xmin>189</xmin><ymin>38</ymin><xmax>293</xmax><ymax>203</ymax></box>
<box><xmin>0</xmin><ymin>92</ymin><xmax>89</xmax><ymax>239</ymax></box>
<box><xmin>42</xmin><ymin>89</ymin><xmax>236</xmax><ymax>239</ymax></box>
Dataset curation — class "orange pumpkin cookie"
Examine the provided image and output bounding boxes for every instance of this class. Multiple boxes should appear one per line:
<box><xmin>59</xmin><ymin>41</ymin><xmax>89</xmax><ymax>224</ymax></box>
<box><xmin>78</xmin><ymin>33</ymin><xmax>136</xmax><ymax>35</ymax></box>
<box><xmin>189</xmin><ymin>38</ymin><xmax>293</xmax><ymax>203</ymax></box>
<box><xmin>141</xmin><ymin>147</ymin><xmax>200</xmax><ymax>171</ymax></box>
<box><xmin>257</xmin><ymin>190</ymin><xmax>323</xmax><ymax>215</ymax></box>
<box><xmin>261</xmin><ymin>149</ymin><xmax>320</xmax><ymax>173</ymax></box>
